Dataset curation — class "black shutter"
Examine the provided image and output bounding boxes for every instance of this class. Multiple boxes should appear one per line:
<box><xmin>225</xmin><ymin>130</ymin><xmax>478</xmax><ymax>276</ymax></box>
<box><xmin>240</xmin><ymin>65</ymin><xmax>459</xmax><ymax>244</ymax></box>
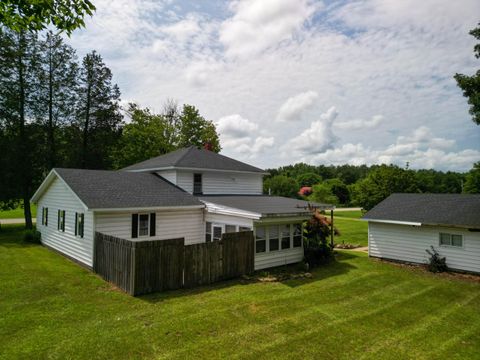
<box><xmin>75</xmin><ymin>213</ymin><xmax>78</xmax><ymax>236</ymax></box>
<box><xmin>132</xmin><ymin>214</ymin><xmax>138</xmax><ymax>238</ymax></box>
<box><xmin>150</xmin><ymin>213</ymin><xmax>156</xmax><ymax>236</ymax></box>
<box><xmin>45</xmin><ymin>208</ymin><xmax>48</xmax><ymax>226</ymax></box>
<box><xmin>57</xmin><ymin>210</ymin><xmax>60</xmax><ymax>230</ymax></box>
<box><xmin>80</xmin><ymin>214</ymin><xmax>84</xmax><ymax>238</ymax></box>
<box><xmin>62</xmin><ymin>211</ymin><xmax>66</xmax><ymax>231</ymax></box>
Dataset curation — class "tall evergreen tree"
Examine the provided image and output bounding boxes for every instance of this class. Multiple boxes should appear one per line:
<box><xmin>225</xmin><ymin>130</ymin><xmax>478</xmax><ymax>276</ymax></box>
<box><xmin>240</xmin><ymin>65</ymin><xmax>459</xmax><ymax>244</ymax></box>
<box><xmin>0</xmin><ymin>28</ymin><xmax>41</xmax><ymax>228</ymax></box>
<box><xmin>75</xmin><ymin>51</ymin><xmax>122</xmax><ymax>169</ymax></box>
<box><xmin>35</xmin><ymin>31</ymin><xmax>78</xmax><ymax>169</ymax></box>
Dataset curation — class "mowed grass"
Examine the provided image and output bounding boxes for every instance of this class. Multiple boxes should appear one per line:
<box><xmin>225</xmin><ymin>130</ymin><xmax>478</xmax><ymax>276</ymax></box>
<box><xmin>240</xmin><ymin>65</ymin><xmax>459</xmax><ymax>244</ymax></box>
<box><xmin>333</xmin><ymin>210</ymin><xmax>368</xmax><ymax>247</ymax></box>
<box><xmin>0</xmin><ymin>204</ymin><xmax>36</xmax><ymax>219</ymax></box>
<box><xmin>1</xmin><ymin>225</ymin><xmax>480</xmax><ymax>359</ymax></box>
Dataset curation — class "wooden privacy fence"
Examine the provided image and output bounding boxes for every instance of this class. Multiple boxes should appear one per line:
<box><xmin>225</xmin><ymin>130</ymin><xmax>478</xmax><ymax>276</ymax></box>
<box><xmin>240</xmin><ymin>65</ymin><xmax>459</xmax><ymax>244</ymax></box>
<box><xmin>94</xmin><ymin>231</ymin><xmax>254</xmax><ymax>296</ymax></box>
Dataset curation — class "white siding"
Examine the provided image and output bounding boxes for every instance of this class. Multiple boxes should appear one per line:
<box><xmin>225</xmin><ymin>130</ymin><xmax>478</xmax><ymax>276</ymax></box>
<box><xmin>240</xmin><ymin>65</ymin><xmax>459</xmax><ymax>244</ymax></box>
<box><xmin>36</xmin><ymin>178</ymin><xmax>94</xmax><ymax>267</ymax></box>
<box><xmin>95</xmin><ymin>209</ymin><xmax>204</xmax><ymax>245</ymax></box>
<box><xmin>205</xmin><ymin>213</ymin><xmax>254</xmax><ymax>228</ymax></box>
<box><xmin>369</xmin><ymin>222</ymin><xmax>480</xmax><ymax>273</ymax></box>
<box><xmin>156</xmin><ymin>170</ymin><xmax>177</xmax><ymax>184</ymax></box>
<box><xmin>176</xmin><ymin>170</ymin><xmax>263</xmax><ymax>195</ymax></box>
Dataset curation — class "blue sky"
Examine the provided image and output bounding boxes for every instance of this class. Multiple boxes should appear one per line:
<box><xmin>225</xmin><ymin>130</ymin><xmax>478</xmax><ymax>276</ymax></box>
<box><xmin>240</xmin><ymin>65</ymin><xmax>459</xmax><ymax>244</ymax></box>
<box><xmin>67</xmin><ymin>0</ymin><xmax>480</xmax><ymax>171</ymax></box>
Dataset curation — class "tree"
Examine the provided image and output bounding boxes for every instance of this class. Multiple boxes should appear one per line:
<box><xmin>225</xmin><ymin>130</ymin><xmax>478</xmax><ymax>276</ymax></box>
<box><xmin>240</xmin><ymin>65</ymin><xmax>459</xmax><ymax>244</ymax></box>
<box><xmin>113</xmin><ymin>104</ymin><xmax>175</xmax><ymax>169</ymax></box>
<box><xmin>463</xmin><ymin>162</ymin><xmax>480</xmax><ymax>193</ymax></box>
<box><xmin>263</xmin><ymin>175</ymin><xmax>299</xmax><ymax>198</ymax></box>
<box><xmin>454</xmin><ymin>23</ymin><xmax>480</xmax><ymax>125</ymax></box>
<box><xmin>0</xmin><ymin>0</ymin><xmax>95</xmax><ymax>35</ymax></box>
<box><xmin>74</xmin><ymin>51</ymin><xmax>122</xmax><ymax>169</ymax></box>
<box><xmin>309</xmin><ymin>183</ymin><xmax>338</xmax><ymax>204</ymax></box>
<box><xmin>0</xmin><ymin>28</ymin><xmax>42</xmax><ymax>228</ymax></box>
<box><xmin>350</xmin><ymin>165</ymin><xmax>419</xmax><ymax>210</ymax></box>
<box><xmin>297</xmin><ymin>172</ymin><xmax>322</xmax><ymax>187</ymax></box>
<box><xmin>178</xmin><ymin>104</ymin><xmax>221</xmax><ymax>152</ymax></box>
<box><xmin>36</xmin><ymin>31</ymin><xmax>78</xmax><ymax>169</ymax></box>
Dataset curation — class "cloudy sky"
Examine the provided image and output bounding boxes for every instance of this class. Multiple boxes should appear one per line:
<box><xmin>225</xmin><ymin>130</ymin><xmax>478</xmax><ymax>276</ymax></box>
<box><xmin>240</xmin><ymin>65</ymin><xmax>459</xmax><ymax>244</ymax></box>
<box><xmin>67</xmin><ymin>0</ymin><xmax>480</xmax><ymax>171</ymax></box>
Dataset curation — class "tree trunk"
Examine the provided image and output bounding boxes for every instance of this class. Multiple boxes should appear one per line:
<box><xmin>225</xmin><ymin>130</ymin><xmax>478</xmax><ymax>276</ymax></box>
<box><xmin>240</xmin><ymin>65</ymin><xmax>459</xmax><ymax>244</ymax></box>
<box><xmin>81</xmin><ymin>82</ymin><xmax>91</xmax><ymax>169</ymax></box>
<box><xmin>47</xmin><ymin>45</ymin><xmax>55</xmax><ymax>169</ymax></box>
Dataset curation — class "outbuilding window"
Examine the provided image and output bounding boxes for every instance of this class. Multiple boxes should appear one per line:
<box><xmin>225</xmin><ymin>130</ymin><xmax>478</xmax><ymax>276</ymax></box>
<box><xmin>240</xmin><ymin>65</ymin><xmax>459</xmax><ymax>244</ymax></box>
<box><xmin>57</xmin><ymin>210</ymin><xmax>65</xmax><ymax>232</ymax></box>
<box><xmin>75</xmin><ymin>213</ymin><xmax>84</xmax><ymax>238</ymax></box>
<box><xmin>439</xmin><ymin>233</ymin><xmax>463</xmax><ymax>247</ymax></box>
<box><xmin>42</xmin><ymin>207</ymin><xmax>48</xmax><ymax>226</ymax></box>
<box><xmin>131</xmin><ymin>213</ymin><xmax>156</xmax><ymax>238</ymax></box>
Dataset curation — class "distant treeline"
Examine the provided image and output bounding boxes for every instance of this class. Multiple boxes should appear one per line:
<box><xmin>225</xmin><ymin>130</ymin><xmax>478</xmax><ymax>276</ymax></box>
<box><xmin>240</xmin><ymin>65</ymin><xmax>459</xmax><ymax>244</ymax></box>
<box><xmin>264</xmin><ymin>162</ymin><xmax>480</xmax><ymax>210</ymax></box>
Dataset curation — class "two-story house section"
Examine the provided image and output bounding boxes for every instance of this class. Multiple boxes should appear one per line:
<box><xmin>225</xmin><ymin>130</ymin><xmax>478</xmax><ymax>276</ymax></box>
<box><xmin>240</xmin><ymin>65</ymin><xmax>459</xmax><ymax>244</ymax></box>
<box><xmin>123</xmin><ymin>146</ymin><xmax>334</xmax><ymax>270</ymax></box>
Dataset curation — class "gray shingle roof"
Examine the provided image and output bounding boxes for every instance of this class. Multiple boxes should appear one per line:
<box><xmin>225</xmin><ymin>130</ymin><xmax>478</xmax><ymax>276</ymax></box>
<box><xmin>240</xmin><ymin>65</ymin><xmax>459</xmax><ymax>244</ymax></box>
<box><xmin>363</xmin><ymin>193</ymin><xmax>480</xmax><ymax>229</ymax></box>
<box><xmin>122</xmin><ymin>146</ymin><xmax>266</xmax><ymax>173</ymax></box>
<box><xmin>199</xmin><ymin>195</ymin><xmax>334</xmax><ymax>217</ymax></box>
<box><xmin>54</xmin><ymin>168</ymin><xmax>203</xmax><ymax>209</ymax></box>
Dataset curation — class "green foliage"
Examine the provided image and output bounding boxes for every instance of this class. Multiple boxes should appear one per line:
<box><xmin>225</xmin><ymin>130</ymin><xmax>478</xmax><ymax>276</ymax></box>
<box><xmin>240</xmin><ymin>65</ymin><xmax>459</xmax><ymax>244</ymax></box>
<box><xmin>178</xmin><ymin>104</ymin><xmax>221</xmax><ymax>152</ymax></box>
<box><xmin>296</xmin><ymin>172</ymin><xmax>322</xmax><ymax>187</ymax></box>
<box><xmin>454</xmin><ymin>23</ymin><xmax>480</xmax><ymax>125</ymax></box>
<box><xmin>303</xmin><ymin>216</ymin><xmax>334</xmax><ymax>267</ymax></box>
<box><xmin>0</xmin><ymin>0</ymin><xmax>95</xmax><ymax>35</ymax></box>
<box><xmin>23</xmin><ymin>229</ymin><xmax>41</xmax><ymax>244</ymax></box>
<box><xmin>463</xmin><ymin>162</ymin><xmax>480</xmax><ymax>193</ymax></box>
<box><xmin>426</xmin><ymin>246</ymin><xmax>448</xmax><ymax>273</ymax></box>
<box><xmin>263</xmin><ymin>175</ymin><xmax>299</xmax><ymax>198</ymax></box>
<box><xmin>113</xmin><ymin>104</ymin><xmax>175</xmax><ymax>169</ymax></box>
<box><xmin>350</xmin><ymin>165</ymin><xmax>419</xmax><ymax>210</ymax></box>
<box><xmin>309</xmin><ymin>178</ymin><xmax>349</xmax><ymax>205</ymax></box>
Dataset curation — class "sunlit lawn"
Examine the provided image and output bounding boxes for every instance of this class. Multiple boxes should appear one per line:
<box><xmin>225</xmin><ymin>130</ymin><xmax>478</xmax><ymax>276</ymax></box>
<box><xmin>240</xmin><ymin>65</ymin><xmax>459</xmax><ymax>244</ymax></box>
<box><xmin>1</xmin><ymin>224</ymin><xmax>479</xmax><ymax>359</ymax></box>
<box><xmin>0</xmin><ymin>204</ymin><xmax>36</xmax><ymax>219</ymax></box>
<box><xmin>333</xmin><ymin>210</ymin><xmax>368</xmax><ymax>247</ymax></box>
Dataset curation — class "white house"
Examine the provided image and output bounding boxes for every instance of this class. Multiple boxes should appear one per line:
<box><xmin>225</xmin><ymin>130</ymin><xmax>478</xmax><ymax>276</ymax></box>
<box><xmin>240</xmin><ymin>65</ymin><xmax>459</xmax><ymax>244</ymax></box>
<box><xmin>363</xmin><ymin>193</ymin><xmax>480</xmax><ymax>274</ymax></box>
<box><xmin>31</xmin><ymin>146</ymin><xmax>333</xmax><ymax>270</ymax></box>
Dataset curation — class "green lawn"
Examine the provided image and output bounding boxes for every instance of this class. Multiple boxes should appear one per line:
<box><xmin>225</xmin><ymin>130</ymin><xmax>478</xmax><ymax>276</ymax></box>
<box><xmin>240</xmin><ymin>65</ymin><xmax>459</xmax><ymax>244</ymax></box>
<box><xmin>1</xmin><ymin>225</ymin><xmax>479</xmax><ymax>359</ymax></box>
<box><xmin>333</xmin><ymin>210</ymin><xmax>368</xmax><ymax>247</ymax></box>
<box><xmin>0</xmin><ymin>204</ymin><xmax>36</xmax><ymax>219</ymax></box>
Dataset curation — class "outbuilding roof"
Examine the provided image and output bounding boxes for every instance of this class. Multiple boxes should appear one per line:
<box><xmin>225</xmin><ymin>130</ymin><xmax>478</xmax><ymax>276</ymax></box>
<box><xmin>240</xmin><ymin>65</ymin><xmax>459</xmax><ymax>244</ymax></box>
<box><xmin>363</xmin><ymin>193</ymin><xmax>480</xmax><ymax>229</ymax></box>
<box><xmin>122</xmin><ymin>146</ymin><xmax>266</xmax><ymax>173</ymax></box>
<box><xmin>200</xmin><ymin>195</ymin><xmax>334</xmax><ymax>218</ymax></box>
<box><xmin>32</xmin><ymin>168</ymin><xmax>203</xmax><ymax>210</ymax></box>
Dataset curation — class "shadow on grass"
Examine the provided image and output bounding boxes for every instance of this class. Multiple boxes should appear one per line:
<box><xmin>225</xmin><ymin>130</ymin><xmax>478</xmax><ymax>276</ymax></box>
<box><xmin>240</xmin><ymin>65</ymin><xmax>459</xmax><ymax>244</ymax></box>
<box><xmin>141</xmin><ymin>255</ymin><xmax>358</xmax><ymax>302</ymax></box>
<box><xmin>0</xmin><ymin>224</ymin><xmax>38</xmax><ymax>248</ymax></box>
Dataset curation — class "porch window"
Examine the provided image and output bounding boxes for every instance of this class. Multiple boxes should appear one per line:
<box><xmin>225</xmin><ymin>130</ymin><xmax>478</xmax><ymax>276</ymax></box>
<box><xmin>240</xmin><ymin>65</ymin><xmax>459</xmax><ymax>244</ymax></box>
<box><xmin>193</xmin><ymin>173</ymin><xmax>202</xmax><ymax>195</ymax></box>
<box><xmin>205</xmin><ymin>222</ymin><xmax>212</xmax><ymax>242</ymax></box>
<box><xmin>255</xmin><ymin>226</ymin><xmax>266</xmax><ymax>253</ymax></box>
<box><xmin>293</xmin><ymin>223</ymin><xmax>302</xmax><ymax>247</ymax></box>
<box><xmin>281</xmin><ymin>224</ymin><xmax>291</xmax><ymax>249</ymax></box>
<box><xmin>269</xmin><ymin>225</ymin><xmax>279</xmax><ymax>251</ymax></box>
<box><xmin>213</xmin><ymin>225</ymin><xmax>222</xmax><ymax>241</ymax></box>
<box><xmin>239</xmin><ymin>226</ymin><xmax>252</xmax><ymax>232</ymax></box>
<box><xmin>439</xmin><ymin>233</ymin><xmax>463</xmax><ymax>247</ymax></box>
<box><xmin>225</xmin><ymin>225</ymin><xmax>237</xmax><ymax>233</ymax></box>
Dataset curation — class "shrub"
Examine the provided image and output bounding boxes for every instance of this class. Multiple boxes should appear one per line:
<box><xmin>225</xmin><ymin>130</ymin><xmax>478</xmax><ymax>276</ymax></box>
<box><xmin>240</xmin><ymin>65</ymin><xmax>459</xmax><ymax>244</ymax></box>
<box><xmin>425</xmin><ymin>246</ymin><xmax>448</xmax><ymax>273</ymax></box>
<box><xmin>23</xmin><ymin>230</ymin><xmax>41</xmax><ymax>244</ymax></box>
<box><xmin>303</xmin><ymin>212</ymin><xmax>335</xmax><ymax>267</ymax></box>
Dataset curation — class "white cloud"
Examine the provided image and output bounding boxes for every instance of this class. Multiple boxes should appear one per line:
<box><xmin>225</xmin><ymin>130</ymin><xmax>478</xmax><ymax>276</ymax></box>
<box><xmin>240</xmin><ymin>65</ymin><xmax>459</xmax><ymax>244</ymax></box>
<box><xmin>285</xmin><ymin>106</ymin><xmax>339</xmax><ymax>155</ymax></box>
<box><xmin>160</xmin><ymin>15</ymin><xmax>201</xmax><ymax>42</ymax></box>
<box><xmin>335</xmin><ymin>114</ymin><xmax>383</xmax><ymax>130</ymax></box>
<box><xmin>217</xmin><ymin>114</ymin><xmax>259</xmax><ymax>138</ymax></box>
<box><xmin>219</xmin><ymin>0</ymin><xmax>318</xmax><ymax>57</ymax></box>
<box><xmin>276</xmin><ymin>90</ymin><xmax>318</xmax><ymax>122</ymax></box>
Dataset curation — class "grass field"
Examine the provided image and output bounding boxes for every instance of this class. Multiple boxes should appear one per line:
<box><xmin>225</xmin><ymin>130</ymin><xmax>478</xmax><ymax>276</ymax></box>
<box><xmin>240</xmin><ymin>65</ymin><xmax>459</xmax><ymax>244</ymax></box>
<box><xmin>0</xmin><ymin>204</ymin><xmax>36</xmax><ymax>219</ymax></box>
<box><xmin>333</xmin><ymin>210</ymin><xmax>368</xmax><ymax>247</ymax></box>
<box><xmin>1</xmin><ymin>224</ymin><xmax>479</xmax><ymax>359</ymax></box>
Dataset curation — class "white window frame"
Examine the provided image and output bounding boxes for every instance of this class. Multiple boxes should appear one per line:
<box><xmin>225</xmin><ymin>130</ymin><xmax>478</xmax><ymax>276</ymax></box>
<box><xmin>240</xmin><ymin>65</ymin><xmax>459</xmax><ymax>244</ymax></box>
<box><xmin>138</xmin><ymin>213</ymin><xmax>150</xmax><ymax>238</ymax></box>
<box><xmin>439</xmin><ymin>232</ymin><xmax>464</xmax><ymax>248</ymax></box>
<box><xmin>212</xmin><ymin>223</ymin><xmax>223</xmax><ymax>241</ymax></box>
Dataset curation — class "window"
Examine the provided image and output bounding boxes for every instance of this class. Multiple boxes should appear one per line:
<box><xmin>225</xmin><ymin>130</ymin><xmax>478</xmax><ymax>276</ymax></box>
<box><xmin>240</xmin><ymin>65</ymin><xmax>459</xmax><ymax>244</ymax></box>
<box><xmin>225</xmin><ymin>225</ymin><xmax>237</xmax><ymax>233</ymax></box>
<box><xmin>57</xmin><ymin>210</ymin><xmax>65</xmax><ymax>232</ymax></box>
<box><xmin>281</xmin><ymin>224</ymin><xmax>291</xmax><ymax>249</ymax></box>
<box><xmin>205</xmin><ymin>222</ymin><xmax>212</xmax><ymax>242</ymax></box>
<box><xmin>439</xmin><ymin>233</ymin><xmax>463</xmax><ymax>247</ymax></box>
<box><xmin>239</xmin><ymin>226</ymin><xmax>252</xmax><ymax>232</ymax></box>
<box><xmin>75</xmin><ymin>213</ymin><xmax>84</xmax><ymax>238</ymax></box>
<box><xmin>42</xmin><ymin>207</ymin><xmax>48</xmax><ymax>226</ymax></box>
<box><xmin>255</xmin><ymin>226</ymin><xmax>266</xmax><ymax>253</ymax></box>
<box><xmin>269</xmin><ymin>225</ymin><xmax>279</xmax><ymax>251</ymax></box>
<box><xmin>213</xmin><ymin>225</ymin><xmax>222</xmax><ymax>241</ymax></box>
<box><xmin>293</xmin><ymin>223</ymin><xmax>302</xmax><ymax>247</ymax></box>
<box><xmin>139</xmin><ymin>214</ymin><xmax>149</xmax><ymax>236</ymax></box>
<box><xmin>193</xmin><ymin>173</ymin><xmax>202</xmax><ymax>195</ymax></box>
<box><xmin>131</xmin><ymin>213</ymin><xmax>156</xmax><ymax>238</ymax></box>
